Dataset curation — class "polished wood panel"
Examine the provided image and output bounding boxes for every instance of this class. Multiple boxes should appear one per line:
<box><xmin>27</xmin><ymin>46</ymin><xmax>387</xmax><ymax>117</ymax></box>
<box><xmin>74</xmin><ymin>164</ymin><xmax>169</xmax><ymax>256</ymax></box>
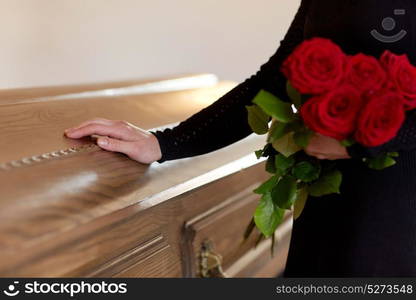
<box><xmin>183</xmin><ymin>183</ymin><xmax>292</xmax><ymax>278</ymax></box>
<box><xmin>88</xmin><ymin>235</ymin><xmax>179</xmax><ymax>278</ymax></box>
<box><xmin>183</xmin><ymin>184</ymin><xmax>263</xmax><ymax>277</ymax></box>
<box><xmin>228</xmin><ymin>215</ymin><xmax>292</xmax><ymax>277</ymax></box>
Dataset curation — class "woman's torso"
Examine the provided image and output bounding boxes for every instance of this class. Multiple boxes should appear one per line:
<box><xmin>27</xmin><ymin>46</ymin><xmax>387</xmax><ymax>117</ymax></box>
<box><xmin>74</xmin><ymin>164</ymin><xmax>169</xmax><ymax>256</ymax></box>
<box><xmin>304</xmin><ymin>0</ymin><xmax>416</xmax><ymax>187</ymax></box>
<box><xmin>291</xmin><ymin>1</ymin><xmax>416</xmax><ymax>276</ymax></box>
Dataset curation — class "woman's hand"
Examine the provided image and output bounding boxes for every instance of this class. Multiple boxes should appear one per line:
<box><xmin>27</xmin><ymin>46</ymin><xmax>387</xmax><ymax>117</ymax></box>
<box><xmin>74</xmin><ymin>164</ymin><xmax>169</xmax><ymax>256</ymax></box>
<box><xmin>64</xmin><ymin>118</ymin><xmax>162</xmax><ymax>164</ymax></box>
<box><xmin>305</xmin><ymin>133</ymin><xmax>351</xmax><ymax>160</ymax></box>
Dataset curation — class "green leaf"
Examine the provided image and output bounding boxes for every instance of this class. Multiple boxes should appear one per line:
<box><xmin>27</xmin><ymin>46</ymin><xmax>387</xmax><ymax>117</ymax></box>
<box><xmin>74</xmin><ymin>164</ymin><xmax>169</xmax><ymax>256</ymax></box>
<box><xmin>265</xmin><ymin>156</ymin><xmax>276</xmax><ymax>174</ymax></box>
<box><xmin>388</xmin><ymin>152</ymin><xmax>399</xmax><ymax>158</ymax></box>
<box><xmin>272</xmin><ymin>132</ymin><xmax>302</xmax><ymax>157</ymax></box>
<box><xmin>308</xmin><ymin>169</ymin><xmax>342</xmax><ymax>197</ymax></box>
<box><xmin>255</xmin><ymin>144</ymin><xmax>274</xmax><ymax>159</ymax></box>
<box><xmin>253</xmin><ymin>90</ymin><xmax>295</xmax><ymax>123</ymax></box>
<box><xmin>255</xmin><ymin>149</ymin><xmax>264</xmax><ymax>159</ymax></box>
<box><xmin>293</xmin><ymin>187</ymin><xmax>308</xmax><ymax>220</ymax></box>
<box><xmin>267</xmin><ymin>120</ymin><xmax>292</xmax><ymax>143</ymax></box>
<box><xmin>292</xmin><ymin>161</ymin><xmax>321</xmax><ymax>183</ymax></box>
<box><xmin>286</xmin><ymin>81</ymin><xmax>302</xmax><ymax>109</ymax></box>
<box><xmin>253</xmin><ymin>175</ymin><xmax>279</xmax><ymax>195</ymax></box>
<box><xmin>341</xmin><ymin>138</ymin><xmax>356</xmax><ymax>147</ymax></box>
<box><xmin>293</xmin><ymin>129</ymin><xmax>313</xmax><ymax>148</ymax></box>
<box><xmin>254</xmin><ymin>192</ymin><xmax>285</xmax><ymax>238</ymax></box>
<box><xmin>366</xmin><ymin>154</ymin><xmax>396</xmax><ymax>170</ymax></box>
<box><xmin>272</xmin><ymin>176</ymin><xmax>298</xmax><ymax>209</ymax></box>
<box><xmin>275</xmin><ymin>154</ymin><xmax>295</xmax><ymax>174</ymax></box>
<box><xmin>246</xmin><ymin>105</ymin><xmax>270</xmax><ymax>135</ymax></box>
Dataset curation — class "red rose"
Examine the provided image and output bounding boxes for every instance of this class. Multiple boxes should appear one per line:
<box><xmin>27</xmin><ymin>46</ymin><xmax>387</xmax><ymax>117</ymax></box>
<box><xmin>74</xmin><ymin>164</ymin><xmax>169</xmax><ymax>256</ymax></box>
<box><xmin>381</xmin><ymin>50</ymin><xmax>416</xmax><ymax>110</ymax></box>
<box><xmin>381</xmin><ymin>50</ymin><xmax>401</xmax><ymax>69</ymax></box>
<box><xmin>300</xmin><ymin>84</ymin><xmax>364</xmax><ymax>141</ymax></box>
<box><xmin>345</xmin><ymin>53</ymin><xmax>386</xmax><ymax>94</ymax></box>
<box><xmin>355</xmin><ymin>90</ymin><xmax>405</xmax><ymax>147</ymax></box>
<box><xmin>282</xmin><ymin>38</ymin><xmax>347</xmax><ymax>95</ymax></box>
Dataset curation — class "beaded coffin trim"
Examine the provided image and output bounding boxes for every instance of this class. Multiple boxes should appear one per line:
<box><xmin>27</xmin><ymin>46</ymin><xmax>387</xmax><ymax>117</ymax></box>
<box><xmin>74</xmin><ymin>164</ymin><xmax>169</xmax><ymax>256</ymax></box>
<box><xmin>0</xmin><ymin>143</ymin><xmax>99</xmax><ymax>171</ymax></box>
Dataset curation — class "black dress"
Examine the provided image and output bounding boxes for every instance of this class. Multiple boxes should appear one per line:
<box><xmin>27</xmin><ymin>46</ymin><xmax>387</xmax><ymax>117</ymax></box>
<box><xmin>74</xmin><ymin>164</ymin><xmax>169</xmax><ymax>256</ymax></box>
<box><xmin>150</xmin><ymin>0</ymin><xmax>416</xmax><ymax>277</ymax></box>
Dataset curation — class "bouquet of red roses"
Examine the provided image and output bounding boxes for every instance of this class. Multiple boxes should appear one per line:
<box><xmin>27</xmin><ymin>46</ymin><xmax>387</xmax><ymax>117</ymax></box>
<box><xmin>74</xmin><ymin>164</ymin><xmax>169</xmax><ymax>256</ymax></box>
<box><xmin>246</xmin><ymin>37</ymin><xmax>416</xmax><ymax>241</ymax></box>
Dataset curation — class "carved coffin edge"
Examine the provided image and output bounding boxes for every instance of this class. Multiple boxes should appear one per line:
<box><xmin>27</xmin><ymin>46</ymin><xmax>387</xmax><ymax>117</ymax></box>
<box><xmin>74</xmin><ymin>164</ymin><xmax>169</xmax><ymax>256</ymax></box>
<box><xmin>0</xmin><ymin>143</ymin><xmax>100</xmax><ymax>171</ymax></box>
<box><xmin>0</xmin><ymin>74</ymin><xmax>219</xmax><ymax>106</ymax></box>
<box><xmin>0</xmin><ymin>122</ymin><xmax>180</xmax><ymax>171</ymax></box>
<box><xmin>143</xmin><ymin>152</ymin><xmax>267</xmax><ymax>208</ymax></box>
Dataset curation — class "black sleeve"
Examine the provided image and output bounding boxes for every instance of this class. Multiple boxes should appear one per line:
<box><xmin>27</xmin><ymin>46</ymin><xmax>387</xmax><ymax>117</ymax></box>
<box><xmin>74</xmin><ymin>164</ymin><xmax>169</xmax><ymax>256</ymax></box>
<box><xmin>150</xmin><ymin>0</ymin><xmax>310</xmax><ymax>163</ymax></box>
<box><xmin>347</xmin><ymin>111</ymin><xmax>416</xmax><ymax>159</ymax></box>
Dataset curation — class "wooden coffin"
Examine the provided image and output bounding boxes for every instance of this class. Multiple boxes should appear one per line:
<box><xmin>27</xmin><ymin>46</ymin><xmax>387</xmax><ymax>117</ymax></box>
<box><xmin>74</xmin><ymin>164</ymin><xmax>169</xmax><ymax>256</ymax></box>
<box><xmin>0</xmin><ymin>74</ymin><xmax>292</xmax><ymax>277</ymax></box>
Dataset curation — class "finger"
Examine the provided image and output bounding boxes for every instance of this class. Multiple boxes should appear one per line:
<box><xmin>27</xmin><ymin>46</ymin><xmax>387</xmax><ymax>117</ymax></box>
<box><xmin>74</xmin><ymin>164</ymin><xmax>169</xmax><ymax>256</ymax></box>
<box><xmin>97</xmin><ymin>137</ymin><xmax>136</xmax><ymax>158</ymax></box>
<box><xmin>65</xmin><ymin>123</ymin><xmax>132</xmax><ymax>140</ymax></box>
<box><xmin>310</xmin><ymin>153</ymin><xmax>327</xmax><ymax>160</ymax></box>
<box><xmin>305</xmin><ymin>149</ymin><xmax>327</xmax><ymax>160</ymax></box>
<box><xmin>65</xmin><ymin>118</ymin><xmax>114</xmax><ymax>133</ymax></box>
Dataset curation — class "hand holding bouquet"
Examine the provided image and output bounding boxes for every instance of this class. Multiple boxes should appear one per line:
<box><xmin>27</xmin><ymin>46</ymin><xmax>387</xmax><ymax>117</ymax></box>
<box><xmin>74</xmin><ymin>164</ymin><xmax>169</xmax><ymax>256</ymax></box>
<box><xmin>246</xmin><ymin>38</ymin><xmax>416</xmax><ymax>240</ymax></box>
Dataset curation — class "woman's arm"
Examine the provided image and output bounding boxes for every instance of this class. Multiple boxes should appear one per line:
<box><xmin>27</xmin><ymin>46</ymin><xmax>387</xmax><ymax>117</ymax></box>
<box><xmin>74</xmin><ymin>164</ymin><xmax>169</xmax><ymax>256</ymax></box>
<box><xmin>151</xmin><ymin>0</ymin><xmax>311</xmax><ymax>163</ymax></box>
<box><xmin>65</xmin><ymin>1</ymin><xmax>319</xmax><ymax>165</ymax></box>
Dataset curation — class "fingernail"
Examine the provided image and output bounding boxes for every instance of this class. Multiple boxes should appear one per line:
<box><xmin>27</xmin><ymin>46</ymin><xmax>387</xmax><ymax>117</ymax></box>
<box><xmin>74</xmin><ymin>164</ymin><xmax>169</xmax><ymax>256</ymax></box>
<box><xmin>98</xmin><ymin>138</ymin><xmax>108</xmax><ymax>146</ymax></box>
